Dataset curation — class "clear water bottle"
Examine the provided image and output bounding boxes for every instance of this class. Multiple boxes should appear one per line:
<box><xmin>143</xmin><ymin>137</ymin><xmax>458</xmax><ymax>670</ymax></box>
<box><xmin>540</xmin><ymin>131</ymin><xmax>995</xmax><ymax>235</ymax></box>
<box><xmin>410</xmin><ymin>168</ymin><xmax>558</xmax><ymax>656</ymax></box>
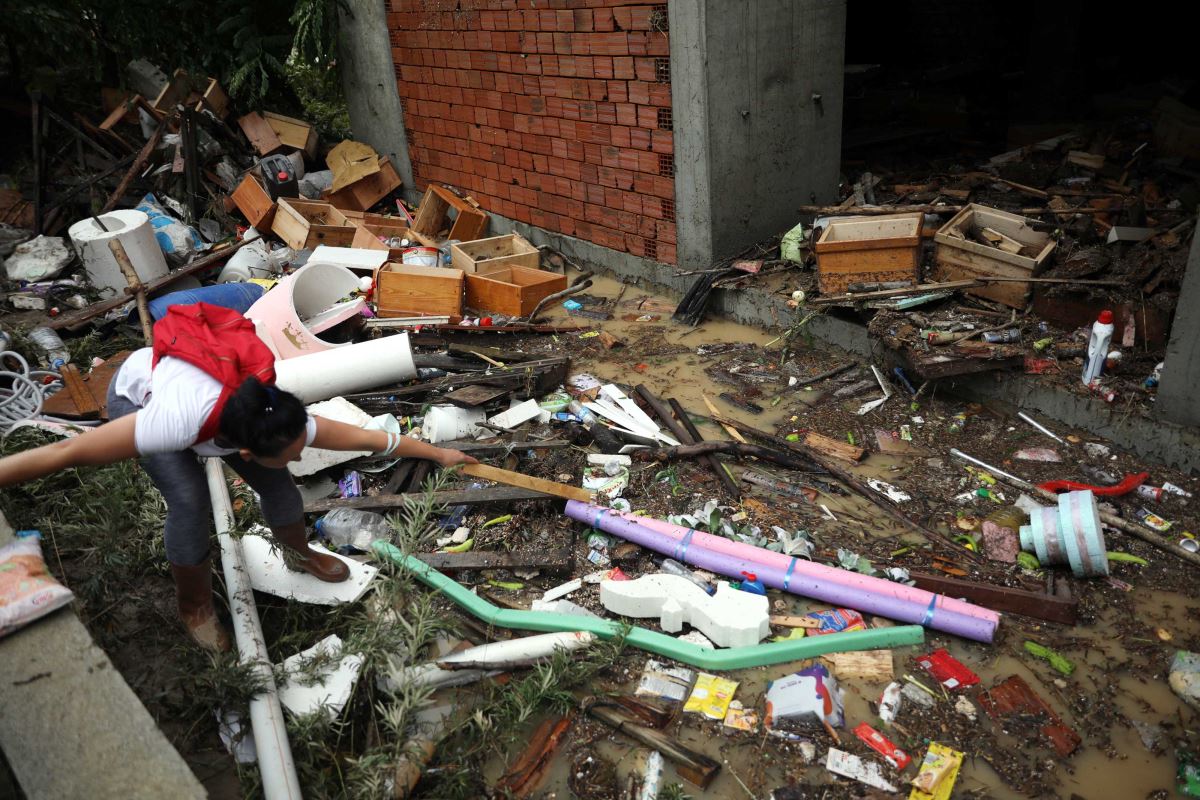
<box><xmin>27</xmin><ymin>327</ymin><xmax>70</xmax><ymax>370</ymax></box>
<box><xmin>661</xmin><ymin>558</ymin><xmax>714</xmax><ymax>594</ymax></box>
<box><xmin>314</xmin><ymin>508</ymin><xmax>393</xmax><ymax>551</ymax></box>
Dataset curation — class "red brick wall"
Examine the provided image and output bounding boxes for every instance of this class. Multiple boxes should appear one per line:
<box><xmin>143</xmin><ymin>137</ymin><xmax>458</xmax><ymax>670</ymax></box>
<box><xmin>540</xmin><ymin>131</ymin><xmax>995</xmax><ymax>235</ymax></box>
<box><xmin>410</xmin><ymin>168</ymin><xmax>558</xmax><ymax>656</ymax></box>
<box><xmin>387</xmin><ymin>1</ymin><xmax>677</xmax><ymax>264</ymax></box>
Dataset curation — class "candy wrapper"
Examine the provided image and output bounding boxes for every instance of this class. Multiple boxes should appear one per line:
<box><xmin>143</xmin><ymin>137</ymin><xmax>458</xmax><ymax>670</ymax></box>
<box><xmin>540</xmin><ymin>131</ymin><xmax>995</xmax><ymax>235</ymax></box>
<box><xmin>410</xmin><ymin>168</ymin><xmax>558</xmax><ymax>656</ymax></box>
<box><xmin>910</xmin><ymin>742</ymin><xmax>964</xmax><ymax>799</ymax></box>
<box><xmin>684</xmin><ymin>673</ymin><xmax>738</xmax><ymax>720</ymax></box>
<box><xmin>916</xmin><ymin>648</ymin><xmax>980</xmax><ymax>690</ymax></box>
<box><xmin>854</xmin><ymin>722</ymin><xmax>910</xmax><ymax>769</ymax></box>
<box><xmin>805</xmin><ymin>608</ymin><xmax>866</xmax><ymax>636</ymax></box>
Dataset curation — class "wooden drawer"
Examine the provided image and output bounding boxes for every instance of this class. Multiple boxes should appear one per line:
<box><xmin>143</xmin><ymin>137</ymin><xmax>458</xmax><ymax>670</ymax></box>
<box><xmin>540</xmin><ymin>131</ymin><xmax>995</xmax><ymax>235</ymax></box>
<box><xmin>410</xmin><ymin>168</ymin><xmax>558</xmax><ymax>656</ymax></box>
<box><xmin>465</xmin><ymin>267</ymin><xmax>567</xmax><ymax>317</ymax></box>
<box><xmin>271</xmin><ymin>198</ymin><xmax>356</xmax><ymax>250</ymax></box>
<box><xmin>933</xmin><ymin>204</ymin><xmax>1056</xmax><ymax>308</ymax></box>
<box><xmin>376</xmin><ymin>264</ymin><xmax>464</xmax><ymax>317</ymax></box>
<box><xmin>450</xmin><ymin>233</ymin><xmax>539</xmax><ymax>274</ymax></box>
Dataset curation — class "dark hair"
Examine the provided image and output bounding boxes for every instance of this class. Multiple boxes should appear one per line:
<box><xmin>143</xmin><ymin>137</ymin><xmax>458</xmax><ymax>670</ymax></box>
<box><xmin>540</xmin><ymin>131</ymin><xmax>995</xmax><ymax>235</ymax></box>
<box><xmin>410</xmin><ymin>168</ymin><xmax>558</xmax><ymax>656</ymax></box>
<box><xmin>218</xmin><ymin>378</ymin><xmax>307</xmax><ymax>457</ymax></box>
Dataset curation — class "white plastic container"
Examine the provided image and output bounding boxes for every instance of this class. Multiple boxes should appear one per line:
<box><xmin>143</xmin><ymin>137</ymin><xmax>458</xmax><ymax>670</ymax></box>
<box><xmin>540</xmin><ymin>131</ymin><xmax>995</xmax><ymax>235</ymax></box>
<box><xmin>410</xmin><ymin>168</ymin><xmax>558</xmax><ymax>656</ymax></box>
<box><xmin>245</xmin><ymin>261</ymin><xmax>364</xmax><ymax>359</ymax></box>
<box><xmin>1082</xmin><ymin>309</ymin><xmax>1114</xmax><ymax>385</ymax></box>
<box><xmin>424</xmin><ymin>405</ymin><xmax>486</xmax><ymax>443</ymax></box>
<box><xmin>401</xmin><ymin>247</ymin><xmax>440</xmax><ymax>268</ymax></box>
<box><xmin>273</xmin><ymin>333</ymin><xmax>416</xmax><ymax>403</ymax></box>
<box><xmin>68</xmin><ymin>210</ymin><xmax>169</xmax><ymax>296</ymax></box>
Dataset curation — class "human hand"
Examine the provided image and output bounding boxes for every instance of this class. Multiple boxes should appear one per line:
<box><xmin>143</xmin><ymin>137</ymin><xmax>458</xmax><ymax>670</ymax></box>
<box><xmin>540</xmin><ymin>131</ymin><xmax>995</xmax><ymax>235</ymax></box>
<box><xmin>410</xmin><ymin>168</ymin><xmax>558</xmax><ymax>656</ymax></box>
<box><xmin>436</xmin><ymin>449</ymin><xmax>479</xmax><ymax>468</ymax></box>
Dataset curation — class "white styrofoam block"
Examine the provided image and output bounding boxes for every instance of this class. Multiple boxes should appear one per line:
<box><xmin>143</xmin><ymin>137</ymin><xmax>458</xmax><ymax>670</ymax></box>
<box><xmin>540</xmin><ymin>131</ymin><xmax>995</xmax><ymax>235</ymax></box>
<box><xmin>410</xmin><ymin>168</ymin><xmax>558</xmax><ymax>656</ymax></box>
<box><xmin>310</xmin><ymin>245</ymin><xmax>389</xmax><ymax>271</ymax></box>
<box><xmin>278</xmin><ymin>635</ymin><xmax>364</xmax><ymax>719</ymax></box>
<box><xmin>290</xmin><ymin>397</ymin><xmax>372</xmax><ymax>477</ymax></box>
<box><xmin>239</xmin><ymin>533</ymin><xmax>377</xmax><ymax>605</ymax></box>
<box><xmin>487</xmin><ymin>398</ymin><xmax>542</xmax><ymax>429</ymax></box>
<box><xmin>587</xmin><ymin>454</ymin><xmax>632</xmax><ymax>466</ymax></box>
<box><xmin>600</xmin><ymin>384</ymin><xmax>663</xmax><ymax>437</ymax></box>
<box><xmin>541</xmin><ymin>578</ymin><xmax>582</xmax><ymax>602</ymax></box>
<box><xmin>600</xmin><ymin>574</ymin><xmax>770</xmax><ymax>648</ymax></box>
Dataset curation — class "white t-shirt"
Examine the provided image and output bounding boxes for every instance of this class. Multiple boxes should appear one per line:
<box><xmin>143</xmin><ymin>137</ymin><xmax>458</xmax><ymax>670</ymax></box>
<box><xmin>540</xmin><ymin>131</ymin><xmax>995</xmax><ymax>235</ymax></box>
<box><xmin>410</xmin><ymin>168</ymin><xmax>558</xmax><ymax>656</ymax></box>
<box><xmin>113</xmin><ymin>348</ymin><xmax>316</xmax><ymax>456</ymax></box>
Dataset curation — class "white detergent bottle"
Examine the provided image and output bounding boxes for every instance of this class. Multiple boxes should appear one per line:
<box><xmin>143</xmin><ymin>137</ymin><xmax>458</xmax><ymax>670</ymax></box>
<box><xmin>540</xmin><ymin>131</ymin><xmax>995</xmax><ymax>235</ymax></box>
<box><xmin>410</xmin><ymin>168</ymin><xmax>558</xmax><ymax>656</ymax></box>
<box><xmin>1082</xmin><ymin>309</ymin><xmax>1114</xmax><ymax>385</ymax></box>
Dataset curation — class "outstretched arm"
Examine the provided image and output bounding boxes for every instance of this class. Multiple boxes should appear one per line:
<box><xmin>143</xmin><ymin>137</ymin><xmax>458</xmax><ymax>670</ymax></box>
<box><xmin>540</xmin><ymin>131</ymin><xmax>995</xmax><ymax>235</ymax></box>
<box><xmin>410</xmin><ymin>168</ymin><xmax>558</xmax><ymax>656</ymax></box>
<box><xmin>0</xmin><ymin>414</ymin><xmax>140</xmax><ymax>488</ymax></box>
<box><xmin>309</xmin><ymin>416</ymin><xmax>479</xmax><ymax>467</ymax></box>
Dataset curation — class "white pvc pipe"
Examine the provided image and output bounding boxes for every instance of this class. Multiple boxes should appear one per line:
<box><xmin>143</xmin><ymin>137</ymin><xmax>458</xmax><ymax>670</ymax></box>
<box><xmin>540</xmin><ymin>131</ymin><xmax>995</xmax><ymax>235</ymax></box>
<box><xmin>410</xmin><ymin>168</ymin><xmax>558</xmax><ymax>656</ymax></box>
<box><xmin>273</xmin><ymin>333</ymin><xmax>416</xmax><ymax>403</ymax></box>
<box><xmin>205</xmin><ymin>459</ymin><xmax>303</xmax><ymax>800</ymax></box>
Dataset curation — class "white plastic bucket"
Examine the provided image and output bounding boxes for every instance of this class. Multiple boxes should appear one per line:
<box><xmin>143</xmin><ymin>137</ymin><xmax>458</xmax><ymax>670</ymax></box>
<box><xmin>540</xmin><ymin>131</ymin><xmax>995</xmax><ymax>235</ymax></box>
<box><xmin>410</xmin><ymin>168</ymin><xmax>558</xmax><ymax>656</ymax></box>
<box><xmin>401</xmin><ymin>247</ymin><xmax>440</xmax><ymax>268</ymax></box>
<box><xmin>425</xmin><ymin>405</ymin><xmax>485</xmax><ymax>444</ymax></box>
<box><xmin>68</xmin><ymin>210</ymin><xmax>169</xmax><ymax>296</ymax></box>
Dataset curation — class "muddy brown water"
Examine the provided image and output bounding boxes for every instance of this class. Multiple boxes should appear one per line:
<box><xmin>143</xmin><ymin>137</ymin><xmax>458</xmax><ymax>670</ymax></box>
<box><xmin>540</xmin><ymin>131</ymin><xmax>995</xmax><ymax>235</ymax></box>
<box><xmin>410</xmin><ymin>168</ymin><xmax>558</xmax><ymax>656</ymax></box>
<box><xmin>463</xmin><ymin>273</ymin><xmax>1198</xmax><ymax>799</ymax></box>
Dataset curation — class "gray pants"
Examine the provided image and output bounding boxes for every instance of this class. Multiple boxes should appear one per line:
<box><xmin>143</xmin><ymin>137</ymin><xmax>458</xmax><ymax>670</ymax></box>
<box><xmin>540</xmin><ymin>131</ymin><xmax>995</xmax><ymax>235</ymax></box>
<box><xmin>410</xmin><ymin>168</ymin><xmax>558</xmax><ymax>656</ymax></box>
<box><xmin>107</xmin><ymin>376</ymin><xmax>304</xmax><ymax>566</ymax></box>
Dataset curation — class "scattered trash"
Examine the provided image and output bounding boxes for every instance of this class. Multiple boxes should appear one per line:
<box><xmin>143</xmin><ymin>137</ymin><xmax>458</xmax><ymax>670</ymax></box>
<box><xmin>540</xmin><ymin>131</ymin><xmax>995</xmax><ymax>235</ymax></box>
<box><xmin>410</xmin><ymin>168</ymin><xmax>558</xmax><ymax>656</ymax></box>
<box><xmin>1024</xmin><ymin>641</ymin><xmax>1076</xmax><ymax>675</ymax></box>
<box><xmin>0</xmin><ymin>534</ymin><xmax>74</xmax><ymax>637</ymax></box>
<box><xmin>765</xmin><ymin>664</ymin><xmax>845</xmax><ymax>733</ymax></box>
<box><xmin>916</xmin><ymin>648</ymin><xmax>980</xmax><ymax>690</ymax></box>
<box><xmin>825</xmin><ymin>747</ymin><xmax>898</xmax><ymax>792</ymax></box>
<box><xmin>683</xmin><ymin>673</ymin><xmax>739</xmax><ymax>720</ymax></box>
<box><xmin>854</xmin><ymin>722</ymin><xmax>911</xmax><ymax>769</ymax></box>
<box><xmin>910</xmin><ymin>742</ymin><xmax>964</xmax><ymax>799</ymax></box>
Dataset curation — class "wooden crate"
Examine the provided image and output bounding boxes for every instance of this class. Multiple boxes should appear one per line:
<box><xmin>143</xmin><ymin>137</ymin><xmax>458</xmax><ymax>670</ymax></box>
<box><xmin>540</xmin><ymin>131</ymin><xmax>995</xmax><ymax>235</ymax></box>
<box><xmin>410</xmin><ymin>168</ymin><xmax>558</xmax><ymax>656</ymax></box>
<box><xmin>231</xmin><ymin>173</ymin><xmax>276</xmax><ymax>228</ymax></box>
<box><xmin>326</xmin><ymin>156</ymin><xmax>402</xmax><ymax>212</ymax></box>
<box><xmin>411</xmin><ymin>184</ymin><xmax>488</xmax><ymax>245</ymax></box>
<box><xmin>237</xmin><ymin>112</ymin><xmax>284</xmax><ymax>156</ymax></box>
<box><xmin>376</xmin><ymin>264</ymin><xmax>464</xmax><ymax>317</ymax></box>
<box><xmin>933</xmin><ymin>204</ymin><xmax>1056</xmax><ymax>308</ymax></box>
<box><xmin>813</xmin><ymin>213</ymin><xmax>922</xmax><ymax>294</ymax></box>
<box><xmin>271</xmin><ymin>198</ymin><xmax>356</xmax><ymax>250</ymax></box>
<box><xmin>262</xmin><ymin>111</ymin><xmax>318</xmax><ymax>159</ymax></box>
<box><xmin>450</xmin><ymin>233</ymin><xmax>539</xmax><ymax>274</ymax></box>
<box><xmin>351</xmin><ymin>220</ymin><xmax>420</xmax><ymax>260</ymax></box>
<box><xmin>466</xmin><ymin>267</ymin><xmax>567</xmax><ymax>317</ymax></box>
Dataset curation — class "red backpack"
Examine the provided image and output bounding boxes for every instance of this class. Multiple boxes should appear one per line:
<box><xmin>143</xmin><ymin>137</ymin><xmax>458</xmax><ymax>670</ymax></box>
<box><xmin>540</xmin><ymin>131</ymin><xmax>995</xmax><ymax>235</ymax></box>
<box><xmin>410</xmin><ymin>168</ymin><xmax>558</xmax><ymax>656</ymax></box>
<box><xmin>152</xmin><ymin>302</ymin><xmax>277</xmax><ymax>444</ymax></box>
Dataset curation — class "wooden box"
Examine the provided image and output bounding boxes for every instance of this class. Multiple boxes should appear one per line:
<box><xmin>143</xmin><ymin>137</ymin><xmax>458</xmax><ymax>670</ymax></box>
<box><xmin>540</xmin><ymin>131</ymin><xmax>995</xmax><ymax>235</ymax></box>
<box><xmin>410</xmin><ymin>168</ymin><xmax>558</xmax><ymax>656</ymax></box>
<box><xmin>933</xmin><ymin>204</ymin><xmax>1056</xmax><ymax>308</ymax></box>
<box><xmin>411</xmin><ymin>184</ymin><xmax>489</xmax><ymax>245</ymax></box>
<box><xmin>466</xmin><ymin>267</ymin><xmax>568</xmax><ymax>317</ymax></box>
<box><xmin>325</xmin><ymin>156</ymin><xmax>402</xmax><ymax>212</ymax></box>
<box><xmin>271</xmin><ymin>198</ymin><xmax>356</xmax><ymax>250</ymax></box>
<box><xmin>231</xmin><ymin>173</ymin><xmax>276</xmax><ymax>228</ymax></box>
<box><xmin>237</xmin><ymin>112</ymin><xmax>284</xmax><ymax>156</ymax></box>
<box><xmin>262</xmin><ymin>111</ymin><xmax>318</xmax><ymax>160</ymax></box>
<box><xmin>351</xmin><ymin>220</ymin><xmax>420</xmax><ymax>260</ymax></box>
<box><xmin>376</xmin><ymin>264</ymin><xmax>464</xmax><ymax>317</ymax></box>
<box><xmin>813</xmin><ymin>213</ymin><xmax>922</xmax><ymax>294</ymax></box>
<box><xmin>450</xmin><ymin>233</ymin><xmax>539</xmax><ymax>274</ymax></box>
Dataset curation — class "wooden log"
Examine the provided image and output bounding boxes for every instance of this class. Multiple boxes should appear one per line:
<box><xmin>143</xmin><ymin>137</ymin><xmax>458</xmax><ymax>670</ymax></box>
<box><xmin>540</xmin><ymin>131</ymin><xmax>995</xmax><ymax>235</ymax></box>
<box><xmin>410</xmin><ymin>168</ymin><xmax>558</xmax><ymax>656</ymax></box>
<box><xmin>587</xmin><ymin>704</ymin><xmax>720</xmax><ymax>789</ymax></box>
<box><xmin>908</xmin><ymin>571</ymin><xmax>1077</xmax><ymax>625</ymax></box>
<box><xmin>633</xmin><ymin>441</ymin><xmax>824</xmax><ymax>473</ymax></box>
<box><xmin>794</xmin><ymin>362</ymin><xmax>857</xmax><ymax>386</ymax></box>
<box><xmin>461</xmin><ymin>463</ymin><xmax>592</xmax><ymax>502</ymax></box>
<box><xmin>303</xmin><ymin>486</ymin><xmax>548</xmax><ymax>513</ymax></box>
<box><xmin>413</xmin><ymin>547</ymin><xmax>573</xmax><ymax>572</ymax></box>
<box><xmin>669</xmin><ymin>397</ymin><xmax>741</xmax><ymax>500</ymax></box>
<box><xmin>635</xmin><ymin>386</ymin><xmax>738</xmax><ymax>500</ymax></box>
<box><xmin>100</xmin><ymin>110</ymin><xmax>173</xmax><ymax>213</ymax></box>
<box><xmin>108</xmin><ymin>239</ymin><xmax>153</xmax><ymax>343</ymax></box>
<box><xmin>803</xmin><ymin>432</ymin><xmax>866</xmax><ymax>464</ymax></box>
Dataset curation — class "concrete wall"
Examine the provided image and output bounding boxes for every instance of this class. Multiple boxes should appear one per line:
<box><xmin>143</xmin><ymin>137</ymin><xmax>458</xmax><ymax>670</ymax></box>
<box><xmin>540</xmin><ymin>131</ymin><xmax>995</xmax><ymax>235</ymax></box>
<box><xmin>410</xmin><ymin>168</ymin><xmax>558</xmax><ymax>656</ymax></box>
<box><xmin>1158</xmin><ymin>211</ymin><xmax>1200</xmax><ymax>427</ymax></box>
<box><xmin>338</xmin><ymin>0</ymin><xmax>415</xmax><ymax>192</ymax></box>
<box><xmin>670</xmin><ymin>0</ymin><xmax>846</xmax><ymax>269</ymax></box>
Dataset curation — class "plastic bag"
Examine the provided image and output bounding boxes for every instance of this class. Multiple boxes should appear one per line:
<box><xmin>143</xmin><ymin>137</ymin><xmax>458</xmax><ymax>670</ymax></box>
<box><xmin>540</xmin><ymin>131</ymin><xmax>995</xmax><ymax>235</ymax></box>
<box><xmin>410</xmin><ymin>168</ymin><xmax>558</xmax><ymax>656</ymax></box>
<box><xmin>3</xmin><ymin>235</ymin><xmax>73</xmax><ymax>281</ymax></box>
<box><xmin>136</xmin><ymin>193</ymin><xmax>208</xmax><ymax>264</ymax></box>
<box><xmin>1</xmin><ymin>535</ymin><xmax>74</xmax><ymax>637</ymax></box>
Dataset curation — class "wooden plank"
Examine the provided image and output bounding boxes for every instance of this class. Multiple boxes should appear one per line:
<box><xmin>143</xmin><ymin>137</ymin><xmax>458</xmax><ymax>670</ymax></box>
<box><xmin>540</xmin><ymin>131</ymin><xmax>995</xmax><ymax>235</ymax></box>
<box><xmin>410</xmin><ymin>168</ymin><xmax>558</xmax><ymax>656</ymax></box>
<box><xmin>803</xmin><ymin>432</ymin><xmax>866</xmax><ymax>463</ymax></box>
<box><xmin>821</xmin><ymin>649</ymin><xmax>894</xmax><ymax>681</ymax></box>
<box><xmin>262</xmin><ymin>111</ymin><xmax>317</xmax><ymax>158</ymax></box>
<box><xmin>444</xmin><ymin>385</ymin><xmax>510</xmax><ymax>407</ymax></box>
<box><xmin>461</xmin><ymin>463</ymin><xmax>593</xmax><ymax>502</ymax></box>
<box><xmin>909</xmin><ymin>571</ymin><xmax>1077</xmax><ymax>625</ymax></box>
<box><xmin>304</xmin><ymin>486</ymin><xmax>548</xmax><ymax>513</ymax></box>
<box><xmin>810</xmin><ymin>280</ymin><xmax>980</xmax><ymax>305</ymax></box>
<box><xmin>770</xmin><ymin>615</ymin><xmax>823</xmax><ymax>628</ymax></box>
<box><xmin>59</xmin><ymin>364</ymin><xmax>101</xmax><ymax>419</ymax></box>
<box><xmin>413</xmin><ymin>547</ymin><xmax>573</xmax><ymax>571</ymax></box>
<box><xmin>436</xmin><ymin>439</ymin><xmax>571</xmax><ymax>453</ymax></box>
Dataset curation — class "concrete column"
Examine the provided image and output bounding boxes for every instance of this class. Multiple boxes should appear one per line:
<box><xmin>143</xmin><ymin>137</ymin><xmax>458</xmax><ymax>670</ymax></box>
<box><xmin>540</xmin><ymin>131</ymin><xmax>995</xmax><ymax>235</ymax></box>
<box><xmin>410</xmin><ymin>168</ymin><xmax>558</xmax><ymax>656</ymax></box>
<box><xmin>669</xmin><ymin>0</ymin><xmax>846</xmax><ymax>270</ymax></box>
<box><xmin>338</xmin><ymin>0</ymin><xmax>416</xmax><ymax>198</ymax></box>
<box><xmin>1158</xmin><ymin>212</ymin><xmax>1200</xmax><ymax>426</ymax></box>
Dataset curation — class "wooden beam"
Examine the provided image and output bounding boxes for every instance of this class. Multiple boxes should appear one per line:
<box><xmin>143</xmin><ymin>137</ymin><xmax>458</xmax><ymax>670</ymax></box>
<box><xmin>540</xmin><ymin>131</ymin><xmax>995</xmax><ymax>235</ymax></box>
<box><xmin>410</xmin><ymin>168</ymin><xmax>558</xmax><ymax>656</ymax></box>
<box><xmin>413</xmin><ymin>547</ymin><xmax>573</xmax><ymax>572</ymax></box>
<box><xmin>303</xmin><ymin>486</ymin><xmax>548</xmax><ymax>513</ymax></box>
<box><xmin>461</xmin><ymin>463</ymin><xmax>593</xmax><ymax>502</ymax></box>
<box><xmin>909</xmin><ymin>571</ymin><xmax>1077</xmax><ymax>625</ymax></box>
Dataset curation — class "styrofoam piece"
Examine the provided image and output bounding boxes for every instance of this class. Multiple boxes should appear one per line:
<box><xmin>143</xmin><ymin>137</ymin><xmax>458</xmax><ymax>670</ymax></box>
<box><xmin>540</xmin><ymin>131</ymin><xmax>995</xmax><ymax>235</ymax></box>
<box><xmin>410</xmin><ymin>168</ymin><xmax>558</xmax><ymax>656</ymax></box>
<box><xmin>542</xmin><ymin>578</ymin><xmax>583</xmax><ymax>602</ymax></box>
<box><xmin>487</xmin><ymin>398</ymin><xmax>541</xmax><ymax>429</ymax></box>
<box><xmin>825</xmin><ymin>748</ymin><xmax>897</xmax><ymax>793</ymax></box>
<box><xmin>239</xmin><ymin>532</ymin><xmax>377</xmax><ymax>605</ymax></box>
<box><xmin>587</xmin><ymin>454</ymin><xmax>632</xmax><ymax>467</ymax></box>
<box><xmin>274</xmin><ymin>333</ymin><xmax>416</xmax><ymax>403</ymax></box>
<box><xmin>530</xmin><ymin>598</ymin><xmax>599</xmax><ymax>617</ymax></box>
<box><xmin>584</xmin><ymin>400</ymin><xmax>679</xmax><ymax>446</ymax></box>
<box><xmin>426</xmin><ymin>404</ymin><xmax>486</xmax><ymax>444</ymax></box>
<box><xmin>290</xmin><ymin>397</ymin><xmax>372</xmax><ymax>477</ymax></box>
<box><xmin>600</xmin><ymin>574</ymin><xmax>770</xmax><ymax>648</ymax></box>
<box><xmin>599</xmin><ymin>384</ymin><xmax>663</xmax><ymax>436</ymax></box>
<box><xmin>245</xmin><ymin>261</ymin><xmax>364</xmax><ymax>359</ymax></box>
<box><xmin>216</xmin><ymin>709</ymin><xmax>258</xmax><ymax>764</ymax></box>
<box><xmin>278</xmin><ymin>635</ymin><xmax>364</xmax><ymax>719</ymax></box>
<box><xmin>68</xmin><ymin>210</ymin><xmax>169</xmax><ymax>295</ymax></box>
<box><xmin>309</xmin><ymin>245</ymin><xmax>388</xmax><ymax>273</ymax></box>
<box><xmin>303</xmin><ymin>298</ymin><xmax>367</xmax><ymax>335</ymax></box>
<box><xmin>381</xmin><ymin>631</ymin><xmax>594</xmax><ymax>692</ymax></box>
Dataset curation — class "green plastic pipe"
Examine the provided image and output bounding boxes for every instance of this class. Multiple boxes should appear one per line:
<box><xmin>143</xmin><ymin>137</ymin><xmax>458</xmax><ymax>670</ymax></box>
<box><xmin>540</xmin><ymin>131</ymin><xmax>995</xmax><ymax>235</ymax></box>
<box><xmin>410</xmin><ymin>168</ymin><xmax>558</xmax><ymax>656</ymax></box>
<box><xmin>373</xmin><ymin>543</ymin><xmax>925</xmax><ymax>670</ymax></box>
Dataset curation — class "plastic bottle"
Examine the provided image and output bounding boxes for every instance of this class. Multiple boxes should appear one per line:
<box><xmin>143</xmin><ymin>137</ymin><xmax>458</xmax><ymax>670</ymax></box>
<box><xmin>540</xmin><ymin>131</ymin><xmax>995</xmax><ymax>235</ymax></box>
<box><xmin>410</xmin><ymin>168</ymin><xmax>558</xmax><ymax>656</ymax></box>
<box><xmin>737</xmin><ymin>571</ymin><xmax>766</xmax><ymax>595</ymax></box>
<box><xmin>27</xmin><ymin>326</ymin><xmax>70</xmax><ymax>370</ymax></box>
<box><xmin>1082</xmin><ymin>310</ymin><xmax>1114</xmax><ymax>385</ymax></box>
<box><xmin>661</xmin><ymin>558</ymin><xmax>714</xmax><ymax>594</ymax></box>
<box><xmin>567</xmin><ymin>399</ymin><xmax>623</xmax><ymax>453</ymax></box>
<box><xmin>314</xmin><ymin>508</ymin><xmax>393</xmax><ymax>551</ymax></box>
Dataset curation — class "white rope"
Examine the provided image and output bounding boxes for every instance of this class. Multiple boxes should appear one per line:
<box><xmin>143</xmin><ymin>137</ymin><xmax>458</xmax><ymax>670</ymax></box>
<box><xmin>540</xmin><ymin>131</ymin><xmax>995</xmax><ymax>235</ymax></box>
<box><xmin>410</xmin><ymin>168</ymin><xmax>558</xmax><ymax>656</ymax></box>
<box><xmin>0</xmin><ymin>351</ymin><xmax>62</xmax><ymax>429</ymax></box>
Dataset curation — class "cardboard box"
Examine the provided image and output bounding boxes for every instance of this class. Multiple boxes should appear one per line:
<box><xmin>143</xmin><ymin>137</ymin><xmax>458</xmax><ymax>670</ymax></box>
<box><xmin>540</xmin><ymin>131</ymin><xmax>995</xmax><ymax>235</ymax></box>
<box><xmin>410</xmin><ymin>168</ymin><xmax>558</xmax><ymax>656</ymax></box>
<box><xmin>813</xmin><ymin>213</ymin><xmax>922</xmax><ymax>294</ymax></box>
<box><xmin>231</xmin><ymin>173</ymin><xmax>276</xmax><ymax>229</ymax></box>
<box><xmin>933</xmin><ymin>204</ymin><xmax>1056</xmax><ymax>308</ymax></box>
<box><xmin>351</xmin><ymin>220</ymin><xmax>421</xmax><ymax>260</ymax></box>
<box><xmin>271</xmin><ymin>198</ymin><xmax>356</xmax><ymax>250</ymax></box>
<box><xmin>325</xmin><ymin>156</ymin><xmax>402</xmax><ymax>212</ymax></box>
<box><xmin>465</xmin><ymin>267</ymin><xmax>567</xmax><ymax>317</ymax></box>
<box><xmin>411</xmin><ymin>184</ymin><xmax>488</xmax><ymax>245</ymax></box>
<box><xmin>450</xmin><ymin>233</ymin><xmax>539</xmax><ymax>274</ymax></box>
<box><xmin>376</xmin><ymin>264</ymin><xmax>464</xmax><ymax>317</ymax></box>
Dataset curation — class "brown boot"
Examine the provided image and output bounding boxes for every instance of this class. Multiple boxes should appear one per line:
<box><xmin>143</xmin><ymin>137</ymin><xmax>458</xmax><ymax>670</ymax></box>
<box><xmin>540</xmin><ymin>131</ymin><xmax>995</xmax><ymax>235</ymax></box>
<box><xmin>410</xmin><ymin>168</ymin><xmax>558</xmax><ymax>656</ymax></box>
<box><xmin>273</xmin><ymin>520</ymin><xmax>350</xmax><ymax>583</ymax></box>
<box><xmin>170</xmin><ymin>560</ymin><xmax>232</xmax><ymax>653</ymax></box>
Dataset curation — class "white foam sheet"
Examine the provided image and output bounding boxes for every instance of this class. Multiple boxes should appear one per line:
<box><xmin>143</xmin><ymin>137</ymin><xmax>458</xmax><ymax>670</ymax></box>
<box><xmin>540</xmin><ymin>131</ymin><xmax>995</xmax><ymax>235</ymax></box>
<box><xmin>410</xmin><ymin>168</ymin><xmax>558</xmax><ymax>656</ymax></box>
<box><xmin>239</xmin><ymin>533</ymin><xmax>377</xmax><ymax>605</ymax></box>
<box><xmin>278</xmin><ymin>635</ymin><xmax>364</xmax><ymax>719</ymax></box>
<box><xmin>290</xmin><ymin>397</ymin><xmax>372</xmax><ymax>477</ymax></box>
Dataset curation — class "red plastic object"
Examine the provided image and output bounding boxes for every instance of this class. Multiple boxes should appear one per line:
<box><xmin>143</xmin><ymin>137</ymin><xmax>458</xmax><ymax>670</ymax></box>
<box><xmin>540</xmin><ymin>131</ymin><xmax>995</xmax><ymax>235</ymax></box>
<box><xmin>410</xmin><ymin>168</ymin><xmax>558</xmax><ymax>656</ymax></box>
<box><xmin>853</xmin><ymin>723</ymin><xmax>911</xmax><ymax>769</ymax></box>
<box><xmin>979</xmin><ymin>675</ymin><xmax>1080</xmax><ymax>757</ymax></box>
<box><xmin>1038</xmin><ymin>471</ymin><xmax>1149</xmax><ymax>497</ymax></box>
<box><xmin>916</xmin><ymin>647</ymin><xmax>980</xmax><ymax>690</ymax></box>
<box><xmin>1097</xmin><ymin>309</ymin><xmax>1114</xmax><ymax>324</ymax></box>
